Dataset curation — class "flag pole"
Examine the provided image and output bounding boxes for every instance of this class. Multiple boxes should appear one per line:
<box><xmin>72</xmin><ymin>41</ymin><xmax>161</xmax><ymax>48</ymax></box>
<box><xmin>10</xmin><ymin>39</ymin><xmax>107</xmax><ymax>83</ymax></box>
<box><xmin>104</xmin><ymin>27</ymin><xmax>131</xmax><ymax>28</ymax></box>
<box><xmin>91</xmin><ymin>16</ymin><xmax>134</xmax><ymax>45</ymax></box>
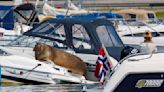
<box><xmin>95</xmin><ymin>44</ymin><xmax>119</xmax><ymax>85</ymax></box>
<box><xmin>102</xmin><ymin>44</ymin><xmax>119</xmax><ymax>70</ymax></box>
<box><xmin>101</xmin><ymin>44</ymin><xmax>119</xmax><ymax>86</ymax></box>
<box><xmin>101</xmin><ymin>44</ymin><xmax>111</xmax><ymax>85</ymax></box>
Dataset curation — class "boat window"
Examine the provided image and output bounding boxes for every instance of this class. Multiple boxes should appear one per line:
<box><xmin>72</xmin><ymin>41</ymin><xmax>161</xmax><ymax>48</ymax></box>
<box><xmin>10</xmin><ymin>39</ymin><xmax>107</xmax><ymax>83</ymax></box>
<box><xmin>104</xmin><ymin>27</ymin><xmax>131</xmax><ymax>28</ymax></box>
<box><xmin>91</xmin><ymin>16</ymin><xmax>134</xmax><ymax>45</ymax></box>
<box><xmin>31</xmin><ymin>22</ymin><xmax>56</xmax><ymax>33</ymax></box>
<box><xmin>52</xmin><ymin>24</ymin><xmax>66</xmax><ymax>41</ymax></box>
<box><xmin>8</xmin><ymin>36</ymin><xmax>41</xmax><ymax>47</ymax></box>
<box><xmin>148</xmin><ymin>13</ymin><xmax>155</xmax><ymax>19</ymax></box>
<box><xmin>8</xmin><ymin>35</ymin><xmax>67</xmax><ymax>49</ymax></box>
<box><xmin>15</xmin><ymin>10</ymin><xmax>33</xmax><ymax>23</ymax></box>
<box><xmin>24</xmin><ymin>22</ymin><xmax>67</xmax><ymax>48</ymax></box>
<box><xmin>0</xmin><ymin>32</ymin><xmax>3</xmax><ymax>37</ymax></box>
<box><xmin>31</xmin><ymin>23</ymin><xmax>66</xmax><ymax>41</ymax></box>
<box><xmin>72</xmin><ymin>24</ymin><xmax>93</xmax><ymax>50</ymax></box>
<box><xmin>127</xmin><ymin>14</ymin><xmax>136</xmax><ymax>21</ymax></box>
<box><xmin>96</xmin><ymin>25</ymin><xmax>123</xmax><ymax>47</ymax></box>
<box><xmin>123</xmin><ymin>32</ymin><xmax>163</xmax><ymax>37</ymax></box>
<box><xmin>127</xmin><ymin>21</ymin><xmax>146</xmax><ymax>26</ymax></box>
<box><xmin>0</xmin><ymin>11</ymin><xmax>7</xmax><ymax>19</ymax></box>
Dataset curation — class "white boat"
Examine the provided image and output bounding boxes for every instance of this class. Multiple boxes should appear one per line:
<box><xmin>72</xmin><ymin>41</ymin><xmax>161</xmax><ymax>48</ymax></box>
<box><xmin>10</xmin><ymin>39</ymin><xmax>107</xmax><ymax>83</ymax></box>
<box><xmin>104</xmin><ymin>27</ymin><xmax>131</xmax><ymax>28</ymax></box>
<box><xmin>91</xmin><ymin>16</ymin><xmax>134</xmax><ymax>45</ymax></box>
<box><xmin>42</xmin><ymin>0</ymin><xmax>89</xmax><ymax>17</ymax></box>
<box><xmin>0</xmin><ymin>3</ymin><xmax>39</xmax><ymax>45</ymax></box>
<box><xmin>102</xmin><ymin>52</ymin><xmax>164</xmax><ymax>92</ymax></box>
<box><xmin>1</xmin><ymin>18</ymin><xmax>133</xmax><ymax>84</ymax></box>
<box><xmin>115</xmin><ymin>9</ymin><xmax>164</xmax><ymax>47</ymax></box>
<box><xmin>0</xmin><ymin>46</ymin><xmax>98</xmax><ymax>84</ymax></box>
<box><xmin>117</xmin><ymin>21</ymin><xmax>164</xmax><ymax>46</ymax></box>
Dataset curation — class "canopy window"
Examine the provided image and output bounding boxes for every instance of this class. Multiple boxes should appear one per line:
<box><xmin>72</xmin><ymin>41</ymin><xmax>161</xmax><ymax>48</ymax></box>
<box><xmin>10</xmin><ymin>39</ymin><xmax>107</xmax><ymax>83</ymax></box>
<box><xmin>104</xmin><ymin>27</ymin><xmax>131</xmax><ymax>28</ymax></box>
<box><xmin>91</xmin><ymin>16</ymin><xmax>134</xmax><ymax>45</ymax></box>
<box><xmin>96</xmin><ymin>25</ymin><xmax>123</xmax><ymax>47</ymax></box>
<box><xmin>72</xmin><ymin>24</ymin><xmax>93</xmax><ymax>50</ymax></box>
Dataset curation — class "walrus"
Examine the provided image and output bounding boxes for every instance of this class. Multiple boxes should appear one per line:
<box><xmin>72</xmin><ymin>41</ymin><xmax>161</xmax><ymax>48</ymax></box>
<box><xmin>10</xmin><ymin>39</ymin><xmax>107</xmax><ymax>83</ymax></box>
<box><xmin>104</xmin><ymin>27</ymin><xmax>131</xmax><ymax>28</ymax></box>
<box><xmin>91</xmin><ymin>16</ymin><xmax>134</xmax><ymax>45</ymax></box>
<box><xmin>33</xmin><ymin>43</ymin><xmax>87</xmax><ymax>76</ymax></box>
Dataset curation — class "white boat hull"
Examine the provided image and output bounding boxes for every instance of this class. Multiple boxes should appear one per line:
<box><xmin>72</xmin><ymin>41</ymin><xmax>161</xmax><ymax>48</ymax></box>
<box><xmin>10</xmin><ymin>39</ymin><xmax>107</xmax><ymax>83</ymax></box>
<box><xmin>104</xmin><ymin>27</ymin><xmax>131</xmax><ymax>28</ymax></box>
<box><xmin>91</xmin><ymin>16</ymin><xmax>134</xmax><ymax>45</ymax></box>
<box><xmin>0</xmin><ymin>55</ymin><xmax>98</xmax><ymax>84</ymax></box>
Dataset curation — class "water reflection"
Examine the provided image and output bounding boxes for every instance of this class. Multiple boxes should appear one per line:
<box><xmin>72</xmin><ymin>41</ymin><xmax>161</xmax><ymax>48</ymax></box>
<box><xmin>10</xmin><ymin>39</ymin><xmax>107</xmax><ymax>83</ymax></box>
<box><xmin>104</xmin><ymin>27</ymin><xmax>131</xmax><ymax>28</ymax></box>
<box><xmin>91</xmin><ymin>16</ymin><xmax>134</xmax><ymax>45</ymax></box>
<box><xmin>0</xmin><ymin>84</ymin><xmax>103</xmax><ymax>92</ymax></box>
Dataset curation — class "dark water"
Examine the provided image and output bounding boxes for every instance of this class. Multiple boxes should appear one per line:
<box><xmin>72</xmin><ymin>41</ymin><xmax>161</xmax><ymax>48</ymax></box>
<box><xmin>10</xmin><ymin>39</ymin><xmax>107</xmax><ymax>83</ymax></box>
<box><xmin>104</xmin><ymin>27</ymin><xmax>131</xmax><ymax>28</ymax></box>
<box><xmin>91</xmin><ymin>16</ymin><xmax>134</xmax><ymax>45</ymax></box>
<box><xmin>0</xmin><ymin>84</ymin><xmax>103</xmax><ymax>92</ymax></box>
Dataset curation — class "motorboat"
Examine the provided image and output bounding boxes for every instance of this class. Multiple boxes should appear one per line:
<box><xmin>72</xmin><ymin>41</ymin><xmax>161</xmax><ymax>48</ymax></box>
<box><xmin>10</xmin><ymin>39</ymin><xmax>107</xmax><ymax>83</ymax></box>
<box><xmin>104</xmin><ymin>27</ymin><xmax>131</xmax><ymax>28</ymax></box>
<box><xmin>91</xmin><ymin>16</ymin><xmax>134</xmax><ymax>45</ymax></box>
<box><xmin>114</xmin><ymin>9</ymin><xmax>164</xmax><ymax>47</ymax></box>
<box><xmin>0</xmin><ymin>3</ymin><xmax>39</xmax><ymax>45</ymax></box>
<box><xmin>23</xmin><ymin>18</ymin><xmax>138</xmax><ymax>61</ymax></box>
<box><xmin>116</xmin><ymin>18</ymin><xmax>164</xmax><ymax>46</ymax></box>
<box><xmin>0</xmin><ymin>46</ymin><xmax>97</xmax><ymax>84</ymax></box>
<box><xmin>42</xmin><ymin>0</ymin><xmax>89</xmax><ymax>17</ymax></box>
<box><xmin>0</xmin><ymin>18</ymin><xmax>138</xmax><ymax>84</ymax></box>
<box><xmin>102</xmin><ymin>52</ymin><xmax>164</xmax><ymax>92</ymax></box>
<box><xmin>85</xmin><ymin>52</ymin><xmax>164</xmax><ymax>92</ymax></box>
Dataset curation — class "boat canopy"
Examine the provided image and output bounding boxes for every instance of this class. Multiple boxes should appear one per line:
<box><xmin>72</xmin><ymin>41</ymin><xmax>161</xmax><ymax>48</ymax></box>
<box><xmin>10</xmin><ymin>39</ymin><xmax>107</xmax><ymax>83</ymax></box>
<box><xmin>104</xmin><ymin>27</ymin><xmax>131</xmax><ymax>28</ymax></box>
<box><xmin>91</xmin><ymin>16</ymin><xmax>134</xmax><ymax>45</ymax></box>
<box><xmin>0</xmin><ymin>5</ymin><xmax>14</xmax><ymax>30</ymax></box>
<box><xmin>0</xmin><ymin>3</ymin><xmax>39</xmax><ymax>30</ymax></box>
<box><xmin>24</xmin><ymin>18</ymin><xmax>125</xmax><ymax>60</ymax></box>
<box><xmin>116</xmin><ymin>9</ymin><xmax>156</xmax><ymax>21</ymax></box>
<box><xmin>14</xmin><ymin>3</ymin><xmax>39</xmax><ymax>26</ymax></box>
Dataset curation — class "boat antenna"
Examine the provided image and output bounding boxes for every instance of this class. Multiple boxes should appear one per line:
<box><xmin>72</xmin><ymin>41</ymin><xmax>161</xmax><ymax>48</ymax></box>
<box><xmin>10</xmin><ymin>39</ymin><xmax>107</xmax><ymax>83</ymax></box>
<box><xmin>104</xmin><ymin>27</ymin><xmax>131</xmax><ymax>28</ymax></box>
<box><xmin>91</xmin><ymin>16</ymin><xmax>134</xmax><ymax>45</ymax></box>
<box><xmin>65</xmin><ymin>8</ymin><xmax>70</xmax><ymax>17</ymax></box>
<box><xmin>124</xmin><ymin>19</ymin><xmax>134</xmax><ymax>36</ymax></box>
<box><xmin>65</xmin><ymin>0</ymin><xmax>71</xmax><ymax>17</ymax></box>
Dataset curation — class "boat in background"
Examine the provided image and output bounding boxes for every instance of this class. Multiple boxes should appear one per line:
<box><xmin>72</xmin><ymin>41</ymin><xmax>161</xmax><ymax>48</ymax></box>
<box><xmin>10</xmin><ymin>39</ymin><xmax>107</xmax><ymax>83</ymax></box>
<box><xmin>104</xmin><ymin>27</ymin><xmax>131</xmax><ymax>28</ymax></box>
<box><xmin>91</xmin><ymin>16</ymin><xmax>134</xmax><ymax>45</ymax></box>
<box><xmin>0</xmin><ymin>3</ymin><xmax>40</xmax><ymax>45</ymax></box>
<box><xmin>42</xmin><ymin>0</ymin><xmax>89</xmax><ymax>17</ymax></box>
<box><xmin>113</xmin><ymin>9</ymin><xmax>164</xmax><ymax>47</ymax></box>
<box><xmin>115</xmin><ymin>9</ymin><xmax>157</xmax><ymax>22</ymax></box>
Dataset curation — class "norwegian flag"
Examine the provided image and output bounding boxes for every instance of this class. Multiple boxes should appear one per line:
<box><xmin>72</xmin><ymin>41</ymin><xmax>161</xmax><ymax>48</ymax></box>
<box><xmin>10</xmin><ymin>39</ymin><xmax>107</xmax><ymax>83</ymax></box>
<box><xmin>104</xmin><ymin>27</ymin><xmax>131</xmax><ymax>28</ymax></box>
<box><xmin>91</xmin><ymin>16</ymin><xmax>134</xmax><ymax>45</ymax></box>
<box><xmin>95</xmin><ymin>47</ymin><xmax>111</xmax><ymax>84</ymax></box>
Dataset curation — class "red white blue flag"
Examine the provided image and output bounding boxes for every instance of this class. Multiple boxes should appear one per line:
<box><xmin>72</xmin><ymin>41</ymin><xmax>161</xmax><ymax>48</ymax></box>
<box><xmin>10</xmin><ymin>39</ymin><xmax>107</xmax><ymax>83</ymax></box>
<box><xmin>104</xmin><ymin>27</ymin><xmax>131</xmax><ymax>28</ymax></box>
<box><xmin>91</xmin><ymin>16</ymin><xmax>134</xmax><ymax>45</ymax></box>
<box><xmin>95</xmin><ymin>47</ymin><xmax>111</xmax><ymax>84</ymax></box>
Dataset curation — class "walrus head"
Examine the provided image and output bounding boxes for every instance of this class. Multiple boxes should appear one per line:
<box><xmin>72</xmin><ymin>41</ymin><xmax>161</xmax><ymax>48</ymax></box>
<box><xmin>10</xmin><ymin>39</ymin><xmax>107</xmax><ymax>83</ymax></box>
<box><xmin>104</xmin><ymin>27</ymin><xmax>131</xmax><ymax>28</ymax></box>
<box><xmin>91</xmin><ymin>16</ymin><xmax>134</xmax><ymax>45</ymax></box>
<box><xmin>33</xmin><ymin>43</ymin><xmax>44</xmax><ymax>51</ymax></box>
<box><xmin>33</xmin><ymin>43</ymin><xmax>47</xmax><ymax>60</ymax></box>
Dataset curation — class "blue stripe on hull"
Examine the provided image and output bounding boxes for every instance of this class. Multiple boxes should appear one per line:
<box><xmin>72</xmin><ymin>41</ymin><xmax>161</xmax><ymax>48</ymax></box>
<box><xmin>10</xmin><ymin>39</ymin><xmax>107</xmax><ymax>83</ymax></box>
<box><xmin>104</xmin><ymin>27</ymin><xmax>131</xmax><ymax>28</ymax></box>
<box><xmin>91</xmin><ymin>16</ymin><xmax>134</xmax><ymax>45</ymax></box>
<box><xmin>114</xmin><ymin>73</ymin><xmax>164</xmax><ymax>92</ymax></box>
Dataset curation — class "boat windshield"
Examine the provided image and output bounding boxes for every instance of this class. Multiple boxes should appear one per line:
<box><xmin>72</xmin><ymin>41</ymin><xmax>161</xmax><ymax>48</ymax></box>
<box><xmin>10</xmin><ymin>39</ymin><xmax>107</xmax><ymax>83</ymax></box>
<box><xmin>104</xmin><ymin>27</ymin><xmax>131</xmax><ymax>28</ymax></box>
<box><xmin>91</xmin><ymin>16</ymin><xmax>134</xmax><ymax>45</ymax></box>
<box><xmin>96</xmin><ymin>25</ymin><xmax>124</xmax><ymax>47</ymax></box>
<box><xmin>15</xmin><ymin>10</ymin><xmax>33</xmax><ymax>24</ymax></box>
<box><xmin>7</xmin><ymin>35</ymin><xmax>67</xmax><ymax>49</ymax></box>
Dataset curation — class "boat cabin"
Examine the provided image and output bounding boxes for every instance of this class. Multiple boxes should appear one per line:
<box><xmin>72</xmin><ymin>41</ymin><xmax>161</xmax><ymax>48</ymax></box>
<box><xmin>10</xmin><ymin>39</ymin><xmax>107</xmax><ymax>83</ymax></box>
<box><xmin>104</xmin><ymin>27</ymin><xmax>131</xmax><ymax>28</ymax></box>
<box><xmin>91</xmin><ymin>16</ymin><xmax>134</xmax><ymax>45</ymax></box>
<box><xmin>116</xmin><ymin>9</ymin><xmax>157</xmax><ymax>22</ymax></box>
<box><xmin>23</xmin><ymin>18</ymin><xmax>136</xmax><ymax>61</ymax></box>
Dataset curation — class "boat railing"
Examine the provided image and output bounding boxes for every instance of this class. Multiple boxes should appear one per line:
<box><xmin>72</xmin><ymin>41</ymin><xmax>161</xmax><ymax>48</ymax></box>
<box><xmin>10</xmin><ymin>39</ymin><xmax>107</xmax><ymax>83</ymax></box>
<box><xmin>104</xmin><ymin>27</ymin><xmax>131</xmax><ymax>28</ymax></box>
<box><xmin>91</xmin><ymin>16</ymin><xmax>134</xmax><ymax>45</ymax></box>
<box><xmin>117</xmin><ymin>18</ymin><xmax>164</xmax><ymax>37</ymax></box>
<box><xmin>143</xmin><ymin>22</ymin><xmax>164</xmax><ymax>36</ymax></box>
<box><xmin>105</xmin><ymin>50</ymin><xmax>156</xmax><ymax>84</ymax></box>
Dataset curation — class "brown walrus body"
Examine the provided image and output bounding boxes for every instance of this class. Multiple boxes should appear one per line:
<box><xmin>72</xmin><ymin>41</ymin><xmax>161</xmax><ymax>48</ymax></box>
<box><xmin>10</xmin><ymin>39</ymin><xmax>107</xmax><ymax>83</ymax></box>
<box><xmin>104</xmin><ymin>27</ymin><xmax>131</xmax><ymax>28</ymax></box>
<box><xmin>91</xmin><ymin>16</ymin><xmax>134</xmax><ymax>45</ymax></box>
<box><xmin>33</xmin><ymin>43</ymin><xmax>86</xmax><ymax>76</ymax></box>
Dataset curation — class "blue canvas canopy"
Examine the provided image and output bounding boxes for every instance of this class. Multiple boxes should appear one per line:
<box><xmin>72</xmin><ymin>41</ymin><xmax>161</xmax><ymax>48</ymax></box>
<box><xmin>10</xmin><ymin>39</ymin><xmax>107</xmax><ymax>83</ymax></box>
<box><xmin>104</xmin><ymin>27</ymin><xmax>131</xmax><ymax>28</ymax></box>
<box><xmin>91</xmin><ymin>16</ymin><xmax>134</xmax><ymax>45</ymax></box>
<box><xmin>0</xmin><ymin>3</ymin><xmax>39</xmax><ymax>30</ymax></box>
<box><xmin>57</xmin><ymin>12</ymin><xmax>123</xmax><ymax>20</ymax></box>
<box><xmin>24</xmin><ymin>18</ymin><xmax>127</xmax><ymax>60</ymax></box>
<box><xmin>0</xmin><ymin>5</ymin><xmax>14</xmax><ymax>30</ymax></box>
